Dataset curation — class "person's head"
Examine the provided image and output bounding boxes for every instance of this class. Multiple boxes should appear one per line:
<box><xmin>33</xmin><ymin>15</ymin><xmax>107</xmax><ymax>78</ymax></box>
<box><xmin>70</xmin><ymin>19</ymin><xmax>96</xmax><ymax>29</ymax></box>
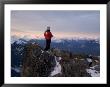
<box><xmin>47</xmin><ymin>26</ymin><xmax>50</xmax><ymax>32</ymax></box>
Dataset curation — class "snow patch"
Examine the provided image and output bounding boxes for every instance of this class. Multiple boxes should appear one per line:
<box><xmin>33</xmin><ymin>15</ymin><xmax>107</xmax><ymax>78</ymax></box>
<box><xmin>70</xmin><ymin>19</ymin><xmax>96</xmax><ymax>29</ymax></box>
<box><xmin>58</xmin><ymin>57</ymin><xmax>62</xmax><ymax>60</ymax></box>
<box><xmin>87</xmin><ymin>58</ymin><xmax>92</xmax><ymax>62</ymax></box>
<box><xmin>50</xmin><ymin>56</ymin><xmax>62</xmax><ymax>76</ymax></box>
<box><xmin>86</xmin><ymin>69</ymin><xmax>100</xmax><ymax>77</ymax></box>
<box><xmin>11</xmin><ymin>67</ymin><xmax>21</xmax><ymax>73</ymax></box>
<box><xmin>90</xmin><ymin>65</ymin><xmax>99</xmax><ymax>69</ymax></box>
<box><xmin>86</xmin><ymin>65</ymin><xmax>100</xmax><ymax>77</ymax></box>
<box><xmin>41</xmin><ymin>50</ymin><xmax>44</xmax><ymax>53</ymax></box>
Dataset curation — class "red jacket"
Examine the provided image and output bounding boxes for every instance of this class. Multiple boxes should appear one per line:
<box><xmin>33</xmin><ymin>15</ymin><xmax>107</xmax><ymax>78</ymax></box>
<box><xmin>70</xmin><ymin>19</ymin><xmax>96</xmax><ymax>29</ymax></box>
<box><xmin>44</xmin><ymin>31</ymin><xmax>53</xmax><ymax>39</ymax></box>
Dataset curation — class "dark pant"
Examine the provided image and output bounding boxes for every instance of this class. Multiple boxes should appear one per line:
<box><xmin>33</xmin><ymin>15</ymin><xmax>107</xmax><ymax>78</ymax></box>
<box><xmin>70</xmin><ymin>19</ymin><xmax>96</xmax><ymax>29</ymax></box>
<box><xmin>44</xmin><ymin>39</ymin><xmax>51</xmax><ymax>51</ymax></box>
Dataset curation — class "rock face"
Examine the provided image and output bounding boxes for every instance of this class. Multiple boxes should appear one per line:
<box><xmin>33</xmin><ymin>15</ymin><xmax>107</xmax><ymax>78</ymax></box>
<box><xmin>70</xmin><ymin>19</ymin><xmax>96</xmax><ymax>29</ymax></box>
<box><xmin>21</xmin><ymin>43</ymin><xmax>56</xmax><ymax>77</ymax></box>
<box><xmin>21</xmin><ymin>43</ymin><xmax>100</xmax><ymax>77</ymax></box>
<box><xmin>51</xmin><ymin>48</ymin><xmax>90</xmax><ymax>77</ymax></box>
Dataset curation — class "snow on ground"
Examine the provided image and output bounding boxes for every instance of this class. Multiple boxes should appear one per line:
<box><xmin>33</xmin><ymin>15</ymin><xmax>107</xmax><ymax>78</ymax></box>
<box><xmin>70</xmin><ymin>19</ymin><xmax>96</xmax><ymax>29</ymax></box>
<box><xmin>11</xmin><ymin>67</ymin><xmax>21</xmax><ymax>73</ymax></box>
<box><xmin>90</xmin><ymin>65</ymin><xmax>99</xmax><ymax>69</ymax></box>
<box><xmin>86</xmin><ymin>69</ymin><xmax>100</xmax><ymax>77</ymax></box>
<box><xmin>86</xmin><ymin>58</ymin><xmax>92</xmax><ymax>62</ymax></box>
<box><xmin>58</xmin><ymin>57</ymin><xmax>62</xmax><ymax>61</ymax></box>
<box><xmin>50</xmin><ymin>56</ymin><xmax>62</xmax><ymax>76</ymax></box>
<box><xmin>41</xmin><ymin>50</ymin><xmax>44</xmax><ymax>53</ymax></box>
<box><xmin>86</xmin><ymin>65</ymin><xmax>100</xmax><ymax>77</ymax></box>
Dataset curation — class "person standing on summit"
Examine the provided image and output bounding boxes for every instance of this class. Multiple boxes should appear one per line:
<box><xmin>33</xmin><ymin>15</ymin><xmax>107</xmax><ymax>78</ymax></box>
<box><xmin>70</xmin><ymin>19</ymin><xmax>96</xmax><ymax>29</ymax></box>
<box><xmin>44</xmin><ymin>26</ymin><xmax>53</xmax><ymax>51</ymax></box>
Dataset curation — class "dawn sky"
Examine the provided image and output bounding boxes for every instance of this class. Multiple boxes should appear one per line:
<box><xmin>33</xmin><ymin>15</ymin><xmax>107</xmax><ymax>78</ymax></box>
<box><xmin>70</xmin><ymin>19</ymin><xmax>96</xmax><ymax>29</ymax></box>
<box><xmin>11</xmin><ymin>10</ymin><xmax>100</xmax><ymax>39</ymax></box>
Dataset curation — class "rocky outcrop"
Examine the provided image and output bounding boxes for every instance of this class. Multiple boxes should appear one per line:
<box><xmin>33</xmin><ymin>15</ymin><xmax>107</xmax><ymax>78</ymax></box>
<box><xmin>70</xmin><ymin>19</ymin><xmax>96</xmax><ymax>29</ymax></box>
<box><xmin>21</xmin><ymin>43</ymin><xmax>56</xmax><ymax>77</ymax></box>
<box><xmin>21</xmin><ymin>43</ymin><xmax>100</xmax><ymax>77</ymax></box>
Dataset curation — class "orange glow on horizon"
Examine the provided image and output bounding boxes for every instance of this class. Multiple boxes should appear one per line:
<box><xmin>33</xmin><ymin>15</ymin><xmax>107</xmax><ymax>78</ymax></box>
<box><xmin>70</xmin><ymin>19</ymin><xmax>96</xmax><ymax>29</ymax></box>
<box><xmin>11</xmin><ymin>31</ymin><xmax>100</xmax><ymax>39</ymax></box>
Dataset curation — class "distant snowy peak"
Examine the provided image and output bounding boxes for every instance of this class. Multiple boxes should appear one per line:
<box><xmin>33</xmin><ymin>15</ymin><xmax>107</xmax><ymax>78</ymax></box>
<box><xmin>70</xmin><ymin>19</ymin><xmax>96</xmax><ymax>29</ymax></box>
<box><xmin>95</xmin><ymin>39</ymin><xmax>100</xmax><ymax>44</ymax></box>
<box><xmin>52</xmin><ymin>38</ymin><xmax>100</xmax><ymax>44</ymax></box>
<box><xmin>11</xmin><ymin>35</ymin><xmax>100</xmax><ymax>45</ymax></box>
<box><xmin>11</xmin><ymin>38</ymin><xmax>29</xmax><ymax>44</ymax></box>
<box><xmin>12</xmin><ymin>38</ymin><xmax>39</xmax><ymax>45</ymax></box>
<box><xmin>53</xmin><ymin>39</ymin><xmax>63</xmax><ymax>43</ymax></box>
<box><xmin>15</xmin><ymin>39</ymin><xmax>28</xmax><ymax>44</ymax></box>
<box><xmin>11</xmin><ymin>36</ymin><xmax>19</xmax><ymax>44</ymax></box>
<box><xmin>11</xmin><ymin>35</ymin><xmax>32</xmax><ymax>44</ymax></box>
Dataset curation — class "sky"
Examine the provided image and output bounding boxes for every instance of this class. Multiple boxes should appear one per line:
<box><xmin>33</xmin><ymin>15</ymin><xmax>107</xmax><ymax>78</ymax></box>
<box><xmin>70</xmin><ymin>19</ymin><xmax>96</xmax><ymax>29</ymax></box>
<box><xmin>11</xmin><ymin>10</ymin><xmax>100</xmax><ymax>39</ymax></box>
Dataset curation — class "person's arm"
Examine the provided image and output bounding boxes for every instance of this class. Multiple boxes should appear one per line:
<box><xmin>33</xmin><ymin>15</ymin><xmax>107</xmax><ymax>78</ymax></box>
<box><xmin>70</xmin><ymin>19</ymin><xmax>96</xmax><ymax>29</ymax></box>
<box><xmin>50</xmin><ymin>32</ymin><xmax>53</xmax><ymax>37</ymax></box>
<box><xmin>44</xmin><ymin>32</ymin><xmax>46</xmax><ymax>37</ymax></box>
<box><xmin>51</xmin><ymin>34</ymin><xmax>53</xmax><ymax>37</ymax></box>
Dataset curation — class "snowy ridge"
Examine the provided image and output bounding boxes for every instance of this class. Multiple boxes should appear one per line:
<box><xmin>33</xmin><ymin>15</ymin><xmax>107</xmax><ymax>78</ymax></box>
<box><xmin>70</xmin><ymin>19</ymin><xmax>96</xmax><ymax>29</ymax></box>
<box><xmin>11</xmin><ymin>36</ymin><xmax>19</xmax><ymax>44</ymax></box>
<box><xmin>15</xmin><ymin>39</ymin><xmax>28</xmax><ymax>44</ymax></box>
<box><xmin>11</xmin><ymin>35</ymin><xmax>31</xmax><ymax>44</ymax></box>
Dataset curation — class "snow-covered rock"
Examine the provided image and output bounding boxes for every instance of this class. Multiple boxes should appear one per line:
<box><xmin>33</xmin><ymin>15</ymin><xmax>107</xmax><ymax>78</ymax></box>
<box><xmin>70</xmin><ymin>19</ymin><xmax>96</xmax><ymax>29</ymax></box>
<box><xmin>11</xmin><ymin>67</ymin><xmax>21</xmax><ymax>73</ymax></box>
<box><xmin>50</xmin><ymin>56</ymin><xmax>62</xmax><ymax>76</ymax></box>
<box><xmin>86</xmin><ymin>69</ymin><xmax>100</xmax><ymax>77</ymax></box>
<box><xmin>86</xmin><ymin>65</ymin><xmax>100</xmax><ymax>77</ymax></box>
<box><xmin>87</xmin><ymin>58</ymin><xmax>92</xmax><ymax>62</ymax></box>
